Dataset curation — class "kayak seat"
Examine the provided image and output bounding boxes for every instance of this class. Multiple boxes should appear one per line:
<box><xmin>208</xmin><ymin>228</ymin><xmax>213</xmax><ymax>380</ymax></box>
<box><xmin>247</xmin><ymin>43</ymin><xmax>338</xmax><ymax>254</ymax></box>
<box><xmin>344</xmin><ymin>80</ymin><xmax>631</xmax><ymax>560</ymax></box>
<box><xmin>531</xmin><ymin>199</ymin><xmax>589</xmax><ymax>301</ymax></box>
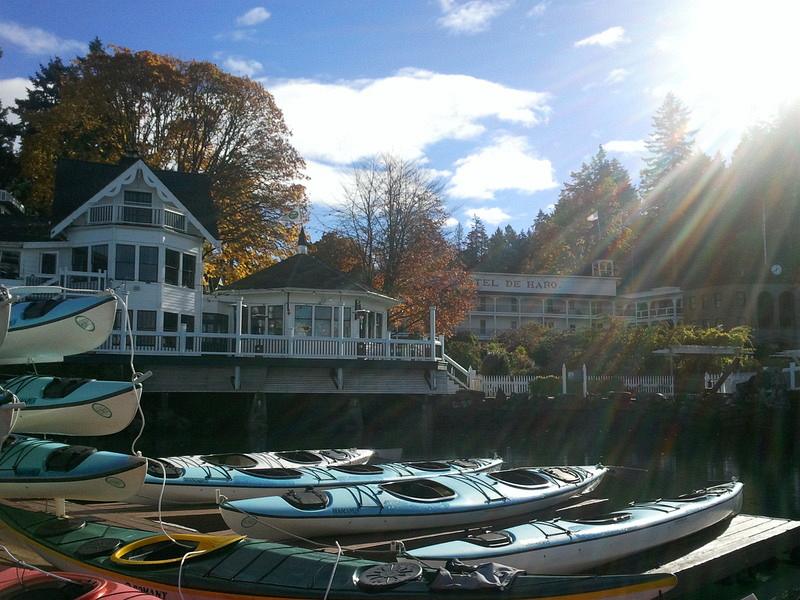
<box><xmin>75</xmin><ymin>537</ymin><xmax>124</xmax><ymax>558</ymax></box>
<box><xmin>244</xmin><ymin>467</ymin><xmax>303</xmax><ymax>479</ymax></box>
<box><xmin>570</xmin><ymin>512</ymin><xmax>632</xmax><ymax>525</ymax></box>
<box><xmin>407</xmin><ymin>461</ymin><xmax>450</xmax><ymax>472</ymax></box>
<box><xmin>466</xmin><ymin>530</ymin><xmax>514</xmax><ymax>547</ymax></box>
<box><xmin>21</xmin><ymin>298</ymin><xmax>66</xmax><ymax>320</ymax></box>
<box><xmin>146</xmin><ymin>460</ymin><xmax>185</xmax><ymax>479</ymax></box>
<box><xmin>45</xmin><ymin>445</ymin><xmax>97</xmax><ymax>472</ymax></box>
<box><xmin>42</xmin><ymin>377</ymin><xmax>89</xmax><ymax>399</ymax></box>
<box><xmin>381</xmin><ymin>479</ymin><xmax>456</xmax><ymax>502</ymax></box>
<box><xmin>320</xmin><ymin>449</ymin><xmax>351</xmax><ymax>461</ymax></box>
<box><xmin>332</xmin><ymin>464</ymin><xmax>384</xmax><ymax>475</ymax></box>
<box><xmin>489</xmin><ymin>469</ymin><xmax>549</xmax><ymax>488</ymax></box>
<box><xmin>282</xmin><ymin>489</ymin><xmax>330</xmax><ymax>510</ymax></box>
<box><xmin>542</xmin><ymin>467</ymin><xmax>583</xmax><ymax>484</ymax></box>
<box><xmin>201</xmin><ymin>453</ymin><xmax>258</xmax><ymax>468</ymax></box>
<box><xmin>274</xmin><ymin>450</ymin><xmax>323</xmax><ymax>464</ymax></box>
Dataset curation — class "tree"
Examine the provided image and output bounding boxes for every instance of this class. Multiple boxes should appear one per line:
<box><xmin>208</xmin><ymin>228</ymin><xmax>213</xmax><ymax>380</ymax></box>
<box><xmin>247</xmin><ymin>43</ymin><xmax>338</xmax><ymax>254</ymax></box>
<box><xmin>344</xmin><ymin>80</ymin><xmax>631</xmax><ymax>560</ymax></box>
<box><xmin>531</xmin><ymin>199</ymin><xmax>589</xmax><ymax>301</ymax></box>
<box><xmin>0</xmin><ymin>49</ymin><xmax>21</xmax><ymax>189</ymax></box>
<box><xmin>639</xmin><ymin>93</ymin><xmax>695</xmax><ymax>200</ymax></box>
<box><xmin>463</xmin><ymin>215</ymin><xmax>488</xmax><ymax>268</ymax></box>
<box><xmin>334</xmin><ymin>154</ymin><xmax>474</xmax><ymax>335</ymax></box>
<box><xmin>310</xmin><ymin>231</ymin><xmax>363</xmax><ymax>277</ymax></box>
<box><xmin>15</xmin><ymin>43</ymin><xmax>306</xmax><ymax>282</ymax></box>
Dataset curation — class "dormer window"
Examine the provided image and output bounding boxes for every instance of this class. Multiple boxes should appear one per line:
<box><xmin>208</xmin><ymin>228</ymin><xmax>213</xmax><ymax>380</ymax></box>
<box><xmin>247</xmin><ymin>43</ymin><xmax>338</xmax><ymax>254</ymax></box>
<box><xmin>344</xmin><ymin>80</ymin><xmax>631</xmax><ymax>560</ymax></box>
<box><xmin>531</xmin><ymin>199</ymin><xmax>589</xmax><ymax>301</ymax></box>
<box><xmin>122</xmin><ymin>191</ymin><xmax>153</xmax><ymax>224</ymax></box>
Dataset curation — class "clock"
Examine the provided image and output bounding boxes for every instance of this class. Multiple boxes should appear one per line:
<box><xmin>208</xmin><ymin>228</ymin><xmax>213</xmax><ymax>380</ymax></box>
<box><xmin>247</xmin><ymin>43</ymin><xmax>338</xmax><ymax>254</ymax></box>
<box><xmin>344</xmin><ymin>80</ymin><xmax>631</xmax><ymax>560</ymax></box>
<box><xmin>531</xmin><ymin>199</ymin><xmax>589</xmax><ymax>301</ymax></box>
<box><xmin>771</xmin><ymin>264</ymin><xmax>783</xmax><ymax>276</ymax></box>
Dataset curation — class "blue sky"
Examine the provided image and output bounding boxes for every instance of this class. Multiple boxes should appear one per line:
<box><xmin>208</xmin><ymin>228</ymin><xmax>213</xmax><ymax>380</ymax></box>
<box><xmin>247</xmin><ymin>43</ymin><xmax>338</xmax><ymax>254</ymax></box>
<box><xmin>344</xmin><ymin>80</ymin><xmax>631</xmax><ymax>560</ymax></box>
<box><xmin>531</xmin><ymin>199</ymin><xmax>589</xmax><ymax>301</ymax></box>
<box><xmin>1</xmin><ymin>0</ymin><xmax>798</xmax><ymax>235</ymax></box>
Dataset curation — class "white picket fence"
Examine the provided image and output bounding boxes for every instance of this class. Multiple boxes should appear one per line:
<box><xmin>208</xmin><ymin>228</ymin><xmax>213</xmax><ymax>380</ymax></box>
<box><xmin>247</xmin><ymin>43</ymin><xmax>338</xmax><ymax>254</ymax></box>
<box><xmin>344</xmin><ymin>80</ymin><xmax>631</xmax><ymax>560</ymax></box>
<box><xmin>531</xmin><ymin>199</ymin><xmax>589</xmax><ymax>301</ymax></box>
<box><xmin>478</xmin><ymin>373</ymin><xmax>674</xmax><ymax>398</ymax></box>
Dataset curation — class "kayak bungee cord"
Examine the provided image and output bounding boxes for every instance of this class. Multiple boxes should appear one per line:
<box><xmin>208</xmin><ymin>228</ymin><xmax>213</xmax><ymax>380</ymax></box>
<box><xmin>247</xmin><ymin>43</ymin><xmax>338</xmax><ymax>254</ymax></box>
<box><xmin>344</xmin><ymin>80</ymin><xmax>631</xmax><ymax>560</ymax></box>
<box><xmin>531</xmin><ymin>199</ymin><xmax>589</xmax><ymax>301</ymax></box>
<box><xmin>0</xmin><ymin>543</ymin><xmax>76</xmax><ymax>585</ymax></box>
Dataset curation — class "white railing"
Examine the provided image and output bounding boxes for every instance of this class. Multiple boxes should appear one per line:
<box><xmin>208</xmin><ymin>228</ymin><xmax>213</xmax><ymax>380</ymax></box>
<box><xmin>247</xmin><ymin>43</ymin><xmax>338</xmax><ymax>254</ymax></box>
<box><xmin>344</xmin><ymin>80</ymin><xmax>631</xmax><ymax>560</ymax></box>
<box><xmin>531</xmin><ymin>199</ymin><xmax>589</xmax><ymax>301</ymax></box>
<box><xmin>588</xmin><ymin>374</ymin><xmax>674</xmax><ymax>396</ymax></box>
<box><xmin>481</xmin><ymin>375</ymin><xmax>536</xmax><ymax>397</ymax></box>
<box><xmin>86</xmin><ymin>205</ymin><xmax>187</xmax><ymax>232</ymax></box>
<box><xmin>24</xmin><ymin>270</ymin><xmax>108</xmax><ymax>292</ymax></box>
<box><xmin>96</xmin><ymin>331</ymin><xmax>440</xmax><ymax>361</ymax></box>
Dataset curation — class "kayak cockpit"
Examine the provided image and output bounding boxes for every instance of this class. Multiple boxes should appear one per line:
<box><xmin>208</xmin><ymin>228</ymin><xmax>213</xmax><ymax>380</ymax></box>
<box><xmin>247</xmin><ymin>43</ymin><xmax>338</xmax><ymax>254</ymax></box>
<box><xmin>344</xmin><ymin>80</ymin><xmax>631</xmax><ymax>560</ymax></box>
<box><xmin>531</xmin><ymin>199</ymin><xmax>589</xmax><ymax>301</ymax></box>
<box><xmin>380</xmin><ymin>479</ymin><xmax>456</xmax><ymax>502</ymax></box>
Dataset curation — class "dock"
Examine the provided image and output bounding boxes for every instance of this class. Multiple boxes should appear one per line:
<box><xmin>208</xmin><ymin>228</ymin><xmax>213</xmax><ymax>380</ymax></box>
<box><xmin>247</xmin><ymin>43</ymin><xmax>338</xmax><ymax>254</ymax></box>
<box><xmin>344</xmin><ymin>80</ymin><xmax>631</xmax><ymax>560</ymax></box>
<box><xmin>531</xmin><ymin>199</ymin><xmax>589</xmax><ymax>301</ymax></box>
<box><xmin>1</xmin><ymin>498</ymin><xmax>798</xmax><ymax>598</ymax></box>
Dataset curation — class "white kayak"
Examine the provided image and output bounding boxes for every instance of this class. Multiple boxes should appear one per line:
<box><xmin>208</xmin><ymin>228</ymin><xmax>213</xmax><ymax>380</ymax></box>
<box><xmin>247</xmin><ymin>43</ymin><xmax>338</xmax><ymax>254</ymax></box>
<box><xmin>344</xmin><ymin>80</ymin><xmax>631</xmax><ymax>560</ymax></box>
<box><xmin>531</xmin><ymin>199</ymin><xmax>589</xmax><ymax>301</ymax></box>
<box><xmin>410</xmin><ymin>481</ymin><xmax>744</xmax><ymax>573</ymax></box>
<box><xmin>179</xmin><ymin>447</ymin><xmax>374</xmax><ymax>470</ymax></box>
<box><xmin>0</xmin><ymin>290</ymin><xmax>117</xmax><ymax>364</ymax></box>
<box><xmin>135</xmin><ymin>456</ymin><xmax>503</xmax><ymax>505</ymax></box>
<box><xmin>3</xmin><ymin>375</ymin><xmax>141</xmax><ymax>436</ymax></box>
<box><xmin>0</xmin><ymin>434</ymin><xmax>147</xmax><ymax>502</ymax></box>
<box><xmin>220</xmin><ymin>465</ymin><xmax>608</xmax><ymax>540</ymax></box>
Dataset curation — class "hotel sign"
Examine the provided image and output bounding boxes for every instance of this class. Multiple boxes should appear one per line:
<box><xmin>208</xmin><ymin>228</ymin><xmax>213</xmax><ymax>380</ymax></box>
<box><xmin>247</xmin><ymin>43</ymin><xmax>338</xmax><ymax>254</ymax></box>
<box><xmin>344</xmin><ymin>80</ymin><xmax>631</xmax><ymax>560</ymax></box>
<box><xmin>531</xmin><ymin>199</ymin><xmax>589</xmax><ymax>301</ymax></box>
<box><xmin>472</xmin><ymin>273</ymin><xmax>616</xmax><ymax>297</ymax></box>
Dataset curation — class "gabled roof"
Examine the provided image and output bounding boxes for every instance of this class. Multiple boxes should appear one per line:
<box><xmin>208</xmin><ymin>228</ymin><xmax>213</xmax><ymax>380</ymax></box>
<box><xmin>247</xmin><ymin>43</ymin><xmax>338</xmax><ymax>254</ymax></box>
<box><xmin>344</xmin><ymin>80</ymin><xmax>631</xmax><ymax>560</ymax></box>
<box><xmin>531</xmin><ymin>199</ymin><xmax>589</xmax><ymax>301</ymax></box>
<box><xmin>0</xmin><ymin>216</ymin><xmax>56</xmax><ymax>242</ymax></box>
<box><xmin>223</xmin><ymin>253</ymin><xmax>396</xmax><ymax>302</ymax></box>
<box><xmin>52</xmin><ymin>157</ymin><xmax>218</xmax><ymax>239</ymax></box>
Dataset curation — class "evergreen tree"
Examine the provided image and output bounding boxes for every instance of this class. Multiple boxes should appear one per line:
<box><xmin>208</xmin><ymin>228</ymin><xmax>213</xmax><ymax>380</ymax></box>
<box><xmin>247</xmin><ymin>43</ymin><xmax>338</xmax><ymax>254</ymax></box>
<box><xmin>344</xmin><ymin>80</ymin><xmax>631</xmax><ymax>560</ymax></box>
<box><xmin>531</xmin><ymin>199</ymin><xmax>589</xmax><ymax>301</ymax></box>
<box><xmin>463</xmin><ymin>215</ymin><xmax>489</xmax><ymax>268</ymax></box>
<box><xmin>639</xmin><ymin>93</ymin><xmax>695</xmax><ymax>200</ymax></box>
<box><xmin>0</xmin><ymin>49</ymin><xmax>21</xmax><ymax>189</ymax></box>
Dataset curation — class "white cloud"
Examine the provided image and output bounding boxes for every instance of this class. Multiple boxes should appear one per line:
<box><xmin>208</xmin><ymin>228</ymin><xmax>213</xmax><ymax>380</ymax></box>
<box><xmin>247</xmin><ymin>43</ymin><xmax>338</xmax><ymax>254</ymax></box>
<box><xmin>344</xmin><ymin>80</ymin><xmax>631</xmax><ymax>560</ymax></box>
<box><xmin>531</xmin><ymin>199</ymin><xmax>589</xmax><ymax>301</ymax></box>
<box><xmin>465</xmin><ymin>207</ymin><xmax>511</xmax><ymax>225</ymax></box>
<box><xmin>604</xmin><ymin>139</ymin><xmax>646</xmax><ymax>154</ymax></box>
<box><xmin>236</xmin><ymin>7</ymin><xmax>271</xmax><ymax>26</ymax></box>
<box><xmin>223</xmin><ymin>56</ymin><xmax>263</xmax><ymax>77</ymax></box>
<box><xmin>303</xmin><ymin>160</ymin><xmax>351</xmax><ymax>207</ymax></box>
<box><xmin>574</xmin><ymin>26</ymin><xmax>628</xmax><ymax>48</ymax></box>
<box><xmin>603</xmin><ymin>140</ymin><xmax>647</xmax><ymax>154</ymax></box>
<box><xmin>528</xmin><ymin>1</ymin><xmax>549</xmax><ymax>17</ymax></box>
<box><xmin>605</xmin><ymin>68</ymin><xmax>629</xmax><ymax>85</ymax></box>
<box><xmin>445</xmin><ymin>217</ymin><xmax>460</xmax><ymax>227</ymax></box>
<box><xmin>448</xmin><ymin>135</ymin><xmax>557</xmax><ymax>200</ymax></box>
<box><xmin>269</xmin><ymin>68</ymin><xmax>550</xmax><ymax>165</ymax></box>
<box><xmin>437</xmin><ymin>0</ymin><xmax>510</xmax><ymax>34</ymax></box>
<box><xmin>0</xmin><ymin>78</ymin><xmax>30</xmax><ymax>116</ymax></box>
<box><xmin>0</xmin><ymin>21</ymin><xmax>86</xmax><ymax>55</ymax></box>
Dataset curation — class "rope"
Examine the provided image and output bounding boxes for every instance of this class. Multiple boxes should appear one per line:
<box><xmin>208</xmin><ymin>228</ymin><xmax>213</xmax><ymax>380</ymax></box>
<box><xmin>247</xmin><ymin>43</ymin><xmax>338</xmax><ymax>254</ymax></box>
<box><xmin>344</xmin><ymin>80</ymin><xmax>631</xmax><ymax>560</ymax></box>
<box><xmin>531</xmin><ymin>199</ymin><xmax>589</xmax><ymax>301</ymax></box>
<box><xmin>322</xmin><ymin>542</ymin><xmax>342</xmax><ymax>600</ymax></box>
<box><xmin>0</xmin><ymin>544</ymin><xmax>75</xmax><ymax>584</ymax></box>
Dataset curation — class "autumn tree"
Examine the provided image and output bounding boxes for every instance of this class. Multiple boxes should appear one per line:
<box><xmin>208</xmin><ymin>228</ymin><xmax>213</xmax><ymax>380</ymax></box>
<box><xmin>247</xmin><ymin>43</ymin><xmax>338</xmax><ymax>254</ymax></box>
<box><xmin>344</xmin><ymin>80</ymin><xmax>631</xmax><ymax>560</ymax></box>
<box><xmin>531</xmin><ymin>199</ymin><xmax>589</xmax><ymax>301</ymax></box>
<box><xmin>333</xmin><ymin>154</ymin><xmax>474</xmax><ymax>335</ymax></box>
<box><xmin>15</xmin><ymin>42</ymin><xmax>306</xmax><ymax>282</ymax></box>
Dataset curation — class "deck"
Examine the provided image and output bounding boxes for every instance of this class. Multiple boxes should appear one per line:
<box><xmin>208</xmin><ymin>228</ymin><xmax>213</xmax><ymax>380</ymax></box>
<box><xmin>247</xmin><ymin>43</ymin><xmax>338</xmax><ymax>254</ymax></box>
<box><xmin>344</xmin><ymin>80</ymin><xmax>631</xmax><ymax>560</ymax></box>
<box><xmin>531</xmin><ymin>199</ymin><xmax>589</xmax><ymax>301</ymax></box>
<box><xmin>1</xmin><ymin>498</ymin><xmax>798</xmax><ymax>598</ymax></box>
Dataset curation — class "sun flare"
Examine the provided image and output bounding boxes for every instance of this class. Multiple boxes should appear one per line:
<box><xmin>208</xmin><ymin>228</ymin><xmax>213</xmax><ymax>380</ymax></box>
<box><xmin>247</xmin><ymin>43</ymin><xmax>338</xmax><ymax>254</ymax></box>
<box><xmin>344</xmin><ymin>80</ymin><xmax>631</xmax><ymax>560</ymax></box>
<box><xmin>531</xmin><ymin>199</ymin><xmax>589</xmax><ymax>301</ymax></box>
<box><xmin>668</xmin><ymin>0</ymin><xmax>800</xmax><ymax>145</ymax></box>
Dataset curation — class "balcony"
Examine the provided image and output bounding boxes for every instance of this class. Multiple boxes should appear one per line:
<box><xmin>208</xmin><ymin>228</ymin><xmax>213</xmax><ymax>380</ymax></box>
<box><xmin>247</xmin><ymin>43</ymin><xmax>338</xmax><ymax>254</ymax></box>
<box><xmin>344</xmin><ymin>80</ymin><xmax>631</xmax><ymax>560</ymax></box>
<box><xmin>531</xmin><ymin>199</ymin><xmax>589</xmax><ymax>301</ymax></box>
<box><xmin>88</xmin><ymin>205</ymin><xmax>187</xmax><ymax>232</ymax></box>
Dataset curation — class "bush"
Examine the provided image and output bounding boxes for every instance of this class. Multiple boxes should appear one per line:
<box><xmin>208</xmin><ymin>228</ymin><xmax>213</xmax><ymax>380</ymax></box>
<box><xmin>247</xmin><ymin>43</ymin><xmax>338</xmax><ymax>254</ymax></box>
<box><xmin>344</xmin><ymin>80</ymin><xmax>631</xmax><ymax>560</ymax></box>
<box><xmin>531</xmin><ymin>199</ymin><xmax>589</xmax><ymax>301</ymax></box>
<box><xmin>481</xmin><ymin>352</ymin><xmax>510</xmax><ymax>376</ymax></box>
<box><xmin>530</xmin><ymin>375</ymin><xmax>561</xmax><ymax>396</ymax></box>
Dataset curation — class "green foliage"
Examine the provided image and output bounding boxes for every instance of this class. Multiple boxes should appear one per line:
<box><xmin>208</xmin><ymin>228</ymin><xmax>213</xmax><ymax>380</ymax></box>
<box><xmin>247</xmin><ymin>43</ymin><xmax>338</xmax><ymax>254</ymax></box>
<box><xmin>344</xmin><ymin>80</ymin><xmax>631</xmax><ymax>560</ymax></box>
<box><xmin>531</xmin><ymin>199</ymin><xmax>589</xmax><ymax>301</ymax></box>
<box><xmin>529</xmin><ymin>375</ymin><xmax>561</xmax><ymax>396</ymax></box>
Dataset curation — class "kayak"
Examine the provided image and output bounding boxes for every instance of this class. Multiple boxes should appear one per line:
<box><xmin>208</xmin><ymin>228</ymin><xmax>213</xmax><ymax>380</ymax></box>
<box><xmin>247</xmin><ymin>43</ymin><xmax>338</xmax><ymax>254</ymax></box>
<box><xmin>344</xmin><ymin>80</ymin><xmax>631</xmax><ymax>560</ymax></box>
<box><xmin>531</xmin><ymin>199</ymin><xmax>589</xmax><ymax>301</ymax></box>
<box><xmin>0</xmin><ymin>566</ymin><xmax>159</xmax><ymax>599</ymax></box>
<box><xmin>134</xmin><ymin>456</ymin><xmax>503</xmax><ymax>505</ymax></box>
<box><xmin>0</xmin><ymin>290</ymin><xmax>116</xmax><ymax>364</ymax></box>
<box><xmin>0</xmin><ymin>502</ymin><xmax>678</xmax><ymax>600</ymax></box>
<box><xmin>0</xmin><ymin>434</ymin><xmax>146</xmax><ymax>501</ymax></box>
<box><xmin>2</xmin><ymin>375</ymin><xmax>141</xmax><ymax>436</ymax></box>
<box><xmin>409</xmin><ymin>481</ymin><xmax>744</xmax><ymax>573</ymax></box>
<box><xmin>219</xmin><ymin>465</ymin><xmax>608</xmax><ymax>540</ymax></box>
<box><xmin>172</xmin><ymin>446</ymin><xmax>374</xmax><ymax>470</ymax></box>
<box><xmin>0</xmin><ymin>286</ymin><xmax>10</xmax><ymax>348</ymax></box>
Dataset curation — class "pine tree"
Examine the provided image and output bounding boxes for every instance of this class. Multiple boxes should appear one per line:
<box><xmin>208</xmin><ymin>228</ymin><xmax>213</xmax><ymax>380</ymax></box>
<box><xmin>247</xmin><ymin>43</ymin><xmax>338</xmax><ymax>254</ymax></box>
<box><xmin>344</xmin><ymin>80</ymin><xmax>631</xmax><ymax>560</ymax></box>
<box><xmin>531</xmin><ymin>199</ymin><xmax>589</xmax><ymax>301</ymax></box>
<box><xmin>463</xmin><ymin>216</ymin><xmax>489</xmax><ymax>268</ymax></box>
<box><xmin>639</xmin><ymin>93</ymin><xmax>695</xmax><ymax>199</ymax></box>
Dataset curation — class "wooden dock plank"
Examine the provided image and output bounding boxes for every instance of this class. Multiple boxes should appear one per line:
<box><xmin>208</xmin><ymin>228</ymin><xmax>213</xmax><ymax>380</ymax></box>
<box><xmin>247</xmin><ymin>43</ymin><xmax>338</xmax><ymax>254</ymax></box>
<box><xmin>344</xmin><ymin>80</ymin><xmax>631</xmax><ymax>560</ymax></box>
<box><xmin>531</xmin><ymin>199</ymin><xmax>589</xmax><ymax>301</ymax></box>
<box><xmin>646</xmin><ymin>514</ymin><xmax>800</xmax><ymax>597</ymax></box>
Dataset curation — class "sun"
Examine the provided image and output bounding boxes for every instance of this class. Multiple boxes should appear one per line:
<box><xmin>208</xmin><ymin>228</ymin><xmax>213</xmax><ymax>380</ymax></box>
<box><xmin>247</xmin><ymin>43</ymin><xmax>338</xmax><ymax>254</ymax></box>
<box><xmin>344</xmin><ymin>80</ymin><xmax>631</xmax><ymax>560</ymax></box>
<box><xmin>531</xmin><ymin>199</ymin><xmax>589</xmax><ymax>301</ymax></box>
<box><xmin>666</xmin><ymin>0</ymin><xmax>800</xmax><ymax>146</ymax></box>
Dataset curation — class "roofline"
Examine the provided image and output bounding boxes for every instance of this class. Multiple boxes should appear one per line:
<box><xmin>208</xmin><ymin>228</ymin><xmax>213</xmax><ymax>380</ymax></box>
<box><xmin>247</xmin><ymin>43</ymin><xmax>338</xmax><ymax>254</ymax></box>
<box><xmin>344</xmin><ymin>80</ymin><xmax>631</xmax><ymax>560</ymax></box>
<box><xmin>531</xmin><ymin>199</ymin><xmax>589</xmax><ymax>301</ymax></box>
<box><xmin>217</xmin><ymin>286</ymin><xmax>399</xmax><ymax>305</ymax></box>
<box><xmin>471</xmin><ymin>271</ymin><xmax>621</xmax><ymax>281</ymax></box>
<box><xmin>50</xmin><ymin>159</ymin><xmax>221</xmax><ymax>248</ymax></box>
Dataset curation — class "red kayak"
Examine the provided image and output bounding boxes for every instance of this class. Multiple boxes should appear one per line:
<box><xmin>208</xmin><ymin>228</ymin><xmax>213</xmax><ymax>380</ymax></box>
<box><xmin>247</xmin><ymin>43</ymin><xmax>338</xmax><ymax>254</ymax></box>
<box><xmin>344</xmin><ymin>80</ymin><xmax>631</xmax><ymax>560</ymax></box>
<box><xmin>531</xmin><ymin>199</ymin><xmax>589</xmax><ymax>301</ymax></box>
<box><xmin>0</xmin><ymin>566</ymin><xmax>160</xmax><ymax>599</ymax></box>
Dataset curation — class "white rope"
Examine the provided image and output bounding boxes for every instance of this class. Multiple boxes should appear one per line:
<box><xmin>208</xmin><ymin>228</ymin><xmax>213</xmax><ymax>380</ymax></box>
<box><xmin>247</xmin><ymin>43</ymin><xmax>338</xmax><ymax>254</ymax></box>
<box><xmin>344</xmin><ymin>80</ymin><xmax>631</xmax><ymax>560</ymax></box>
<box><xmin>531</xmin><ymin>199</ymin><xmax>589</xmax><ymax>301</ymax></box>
<box><xmin>322</xmin><ymin>542</ymin><xmax>342</xmax><ymax>600</ymax></box>
<box><xmin>0</xmin><ymin>544</ymin><xmax>75</xmax><ymax>584</ymax></box>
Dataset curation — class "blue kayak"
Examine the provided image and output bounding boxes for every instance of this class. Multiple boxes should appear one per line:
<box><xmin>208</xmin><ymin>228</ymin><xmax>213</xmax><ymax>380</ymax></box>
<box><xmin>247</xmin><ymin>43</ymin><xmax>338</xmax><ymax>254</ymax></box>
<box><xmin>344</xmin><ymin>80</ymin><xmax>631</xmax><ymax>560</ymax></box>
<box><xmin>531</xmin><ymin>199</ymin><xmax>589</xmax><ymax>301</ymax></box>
<box><xmin>220</xmin><ymin>465</ymin><xmax>608</xmax><ymax>540</ymax></box>
<box><xmin>134</xmin><ymin>456</ymin><xmax>503</xmax><ymax>505</ymax></box>
<box><xmin>0</xmin><ymin>434</ymin><xmax>146</xmax><ymax>501</ymax></box>
<box><xmin>2</xmin><ymin>375</ymin><xmax>141</xmax><ymax>436</ymax></box>
<box><xmin>0</xmin><ymin>286</ymin><xmax>10</xmax><ymax>348</ymax></box>
<box><xmin>0</xmin><ymin>291</ymin><xmax>117</xmax><ymax>364</ymax></box>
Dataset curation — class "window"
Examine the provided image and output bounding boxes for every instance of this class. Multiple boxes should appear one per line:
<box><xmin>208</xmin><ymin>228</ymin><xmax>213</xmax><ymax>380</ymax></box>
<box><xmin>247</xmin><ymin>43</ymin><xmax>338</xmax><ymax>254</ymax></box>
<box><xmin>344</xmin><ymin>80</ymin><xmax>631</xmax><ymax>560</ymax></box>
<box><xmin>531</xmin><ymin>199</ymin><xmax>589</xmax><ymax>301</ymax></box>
<box><xmin>249</xmin><ymin>305</ymin><xmax>266</xmax><ymax>335</ymax></box>
<box><xmin>181</xmin><ymin>314</ymin><xmax>196</xmax><ymax>351</ymax></box>
<box><xmin>124</xmin><ymin>191</ymin><xmax>152</xmax><ymax>206</ymax></box>
<box><xmin>0</xmin><ymin>249</ymin><xmax>20</xmax><ymax>279</ymax></box>
<box><xmin>375</xmin><ymin>313</ymin><xmax>383</xmax><ymax>338</ymax></box>
<box><xmin>91</xmin><ymin>244</ymin><xmax>108</xmax><ymax>273</ymax></box>
<box><xmin>135</xmin><ymin>310</ymin><xmax>157</xmax><ymax>349</ymax></box>
<box><xmin>40</xmin><ymin>252</ymin><xmax>57</xmax><ymax>275</ymax></box>
<box><xmin>181</xmin><ymin>253</ymin><xmax>196</xmax><ymax>288</ymax></box>
<box><xmin>546</xmin><ymin>298</ymin><xmax>565</xmax><ymax>314</ymax></box>
<box><xmin>164</xmin><ymin>249</ymin><xmax>180</xmax><ymax>286</ymax></box>
<box><xmin>479</xmin><ymin>319</ymin><xmax>486</xmax><ymax>335</ymax></box>
<box><xmin>71</xmin><ymin>246</ymin><xmax>88</xmax><ymax>272</ymax></box>
<box><xmin>163</xmin><ymin>311</ymin><xmax>179</xmax><ymax>350</ymax></box>
<box><xmin>138</xmin><ymin>246</ymin><xmax>159</xmax><ymax>283</ymax></box>
<box><xmin>267</xmin><ymin>305</ymin><xmax>283</xmax><ymax>335</ymax></box>
<box><xmin>334</xmin><ymin>307</ymin><xmax>351</xmax><ymax>337</ymax></box>
<box><xmin>314</xmin><ymin>306</ymin><xmax>332</xmax><ymax>337</ymax></box>
<box><xmin>202</xmin><ymin>313</ymin><xmax>229</xmax><ymax>333</ymax></box>
<box><xmin>510</xmin><ymin>319</ymin><xmax>518</xmax><ymax>330</ymax></box>
<box><xmin>295</xmin><ymin>305</ymin><xmax>312</xmax><ymax>336</ymax></box>
<box><xmin>115</xmin><ymin>244</ymin><xmax>135</xmax><ymax>280</ymax></box>
<box><xmin>478</xmin><ymin>296</ymin><xmax>489</xmax><ymax>311</ymax></box>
